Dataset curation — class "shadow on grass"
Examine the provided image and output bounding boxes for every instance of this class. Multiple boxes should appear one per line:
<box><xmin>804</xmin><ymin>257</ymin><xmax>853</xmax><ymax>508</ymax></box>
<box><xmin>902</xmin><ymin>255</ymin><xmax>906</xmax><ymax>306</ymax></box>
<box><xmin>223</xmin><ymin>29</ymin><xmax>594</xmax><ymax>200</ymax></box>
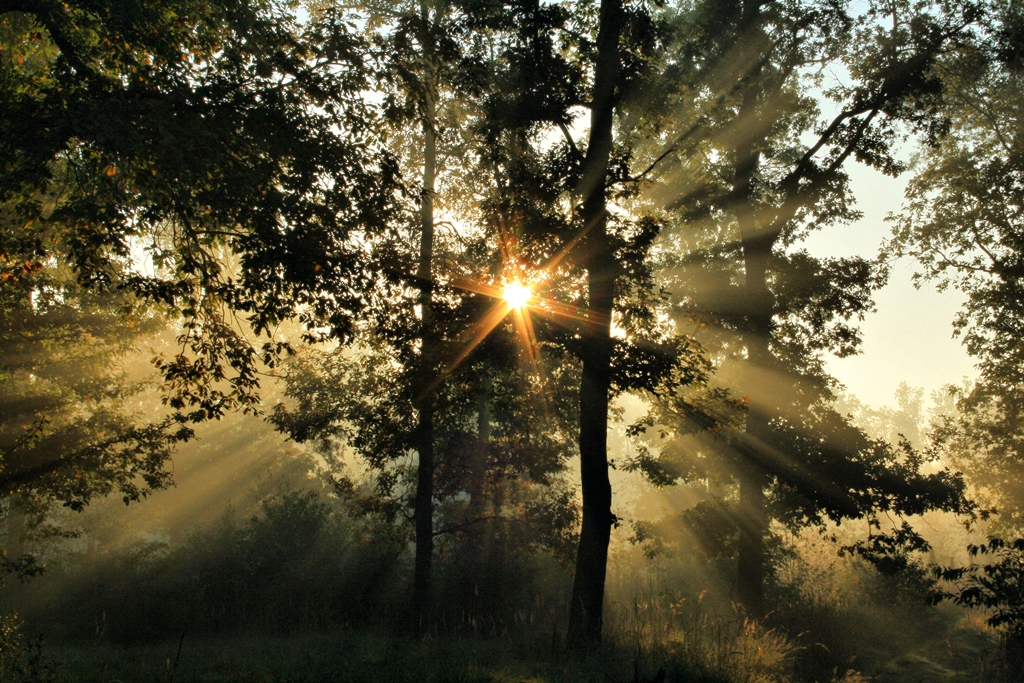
<box><xmin>48</xmin><ymin>630</ymin><xmax>733</xmax><ymax>683</ymax></box>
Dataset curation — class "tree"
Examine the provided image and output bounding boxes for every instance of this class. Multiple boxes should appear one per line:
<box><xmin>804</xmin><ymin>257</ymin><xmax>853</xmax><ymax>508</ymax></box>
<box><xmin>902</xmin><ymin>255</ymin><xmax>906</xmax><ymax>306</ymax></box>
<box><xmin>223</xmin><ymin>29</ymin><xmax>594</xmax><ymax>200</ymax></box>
<box><xmin>934</xmin><ymin>537</ymin><xmax>1024</xmax><ymax>680</ymax></box>
<box><xmin>271</xmin><ymin>0</ymin><xmax>589</xmax><ymax>629</ymax></box>
<box><xmin>887</xmin><ymin>3</ymin><xmax>1024</xmax><ymax>673</ymax></box>
<box><xmin>0</xmin><ymin>0</ymin><xmax>400</xmax><ymax>578</ymax></box>
<box><xmin>550</xmin><ymin>0</ymin><xmax>632</xmax><ymax>647</ymax></box>
<box><xmin>0</xmin><ymin>256</ymin><xmax>175</xmax><ymax>580</ymax></box>
<box><xmin>465</xmin><ymin>0</ymin><xmax>704</xmax><ymax>647</ymax></box>
<box><xmin>624</xmin><ymin>0</ymin><xmax>985</xmax><ymax>616</ymax></box>
<box><xmin>365</xmin><ymin>0</ymin><xmax>450</xmax><ymax>626</ymax></box>
<box><xmin>1</xmin><ymin>0</ymin><xmax>399</xmax><ymax>424</ymax></box>
<box><xmin>887</xmin><ymin>0</ymin><xmax>1024</xmax><ymax>533</ymax></box>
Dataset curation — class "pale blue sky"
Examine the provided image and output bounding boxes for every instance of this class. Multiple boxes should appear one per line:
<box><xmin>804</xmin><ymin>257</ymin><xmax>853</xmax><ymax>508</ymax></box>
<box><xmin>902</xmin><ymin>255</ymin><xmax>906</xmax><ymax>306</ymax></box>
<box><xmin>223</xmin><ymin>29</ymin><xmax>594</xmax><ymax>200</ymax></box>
<box><xmin>801</xmin><ymin>163</ymin><xmax>977</xmax><ymax>409</ymax></box>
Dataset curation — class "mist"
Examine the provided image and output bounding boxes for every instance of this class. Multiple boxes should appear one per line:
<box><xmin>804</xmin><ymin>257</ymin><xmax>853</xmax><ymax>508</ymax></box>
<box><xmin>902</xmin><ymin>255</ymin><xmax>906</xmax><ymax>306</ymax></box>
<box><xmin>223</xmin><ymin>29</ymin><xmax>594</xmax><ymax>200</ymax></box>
<box><xmin>3</xmin><ymin>0</ymin><xmax>1024</xmax><ymax>681</ymax></box>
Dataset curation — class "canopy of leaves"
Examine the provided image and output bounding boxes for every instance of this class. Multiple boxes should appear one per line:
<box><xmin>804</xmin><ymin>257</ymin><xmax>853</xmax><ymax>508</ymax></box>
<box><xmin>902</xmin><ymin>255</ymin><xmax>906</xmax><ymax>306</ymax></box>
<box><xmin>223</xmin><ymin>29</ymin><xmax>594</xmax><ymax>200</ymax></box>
<box><xmin>887</xmin><ymin>0</ymin><xmax>1024</xmax><ymax>533</ymax></box>
<box><xmin>1</xmin><ymin>0</ymin><xmax>400</xmax><ymax>425</ymax></box>
<box><xmin>621</xmin><ymin>0</ymin><xmax>982</xmax><ymax>569</ymax></box>
<box><xmin>0</xmin><ymin>263</ymin><xmax>176</xmax><ymax>524</ymax></box>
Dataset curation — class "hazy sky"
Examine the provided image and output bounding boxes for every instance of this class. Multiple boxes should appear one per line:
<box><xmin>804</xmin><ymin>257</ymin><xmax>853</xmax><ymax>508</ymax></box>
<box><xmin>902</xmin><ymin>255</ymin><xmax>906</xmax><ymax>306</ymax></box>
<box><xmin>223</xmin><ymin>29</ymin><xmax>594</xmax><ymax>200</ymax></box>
<box><xmin>802</xmin><ymin>163</ymin><xmax>977</xmax><ymax>409</ymax></box>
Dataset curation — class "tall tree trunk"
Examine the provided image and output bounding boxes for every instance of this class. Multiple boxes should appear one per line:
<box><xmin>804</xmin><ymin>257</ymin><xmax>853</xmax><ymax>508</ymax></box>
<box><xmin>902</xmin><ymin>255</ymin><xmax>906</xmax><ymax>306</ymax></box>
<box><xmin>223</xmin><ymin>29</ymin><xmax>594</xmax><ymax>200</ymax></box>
<box><xmin>734</xmin><ymin>175</ymin><xmax>774</xmax><ymax>617</ymax></box>
<box><xmin>733</xmin><ymin>0</ymin><xmax>772</xmax><ymax>620</ymax></box>
<box><xmin>566</xmin><ymin>0</ymin><xmax>623</xmax><ymax>650</ymax></box>
<box><xmin>736</xmin><ymin>181</ymin><xmax>772</xmax><ymax>620</ymax></box>
<box><xmin>464</xmin><ymin>373</ymin><xmax>491</xmax><ymax>605</ymax></box>
<box><xmin>735</xmin><ymin>318</ymin><xmax>771</xmax><ymax>618</ymax></box>
<box><xmin>468</xmin><ymin>373</ymin><xmax>492</xmax><ymax>517</ymax></box>
<box><xmin>412</xmin><ymin>10</ymin><xmax>438</xmax><ymax>628</ymax></box>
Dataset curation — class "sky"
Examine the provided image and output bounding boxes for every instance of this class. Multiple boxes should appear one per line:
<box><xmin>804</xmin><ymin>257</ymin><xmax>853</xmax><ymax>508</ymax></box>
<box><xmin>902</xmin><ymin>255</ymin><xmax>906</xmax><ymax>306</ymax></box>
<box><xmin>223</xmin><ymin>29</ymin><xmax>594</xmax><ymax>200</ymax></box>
<box><xmin>801</xmin><ymin>163</ymin><xmax>978</xmax><ymax>410</ymax></box>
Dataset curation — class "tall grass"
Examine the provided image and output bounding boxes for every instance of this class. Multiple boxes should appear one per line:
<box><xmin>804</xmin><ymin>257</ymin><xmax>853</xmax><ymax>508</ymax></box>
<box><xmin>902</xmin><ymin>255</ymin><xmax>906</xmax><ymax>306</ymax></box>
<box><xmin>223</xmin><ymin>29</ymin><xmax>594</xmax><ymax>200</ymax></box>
<box><xmin>4</xmin><ymin>488</ymin><xmax>1011</xmax><ymax>683</ymax></box>
<box><xmin>45</xmin><ymin>623</ymin><xmax>795</xmax><ymax>683</ymax></box>
<box><xmin>604</xmin><ymin>590</ymin><xmax>798</xmax><ymax>683</ymax></box>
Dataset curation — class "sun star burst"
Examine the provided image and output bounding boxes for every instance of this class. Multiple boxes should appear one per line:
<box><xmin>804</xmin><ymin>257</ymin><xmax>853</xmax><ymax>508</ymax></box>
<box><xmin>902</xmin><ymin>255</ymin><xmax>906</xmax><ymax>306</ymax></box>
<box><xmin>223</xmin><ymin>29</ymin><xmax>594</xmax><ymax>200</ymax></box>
<box><xmin>502</xmin><ymin>282</ymin><xmax>532</xmax><ymax>309</ymax></box>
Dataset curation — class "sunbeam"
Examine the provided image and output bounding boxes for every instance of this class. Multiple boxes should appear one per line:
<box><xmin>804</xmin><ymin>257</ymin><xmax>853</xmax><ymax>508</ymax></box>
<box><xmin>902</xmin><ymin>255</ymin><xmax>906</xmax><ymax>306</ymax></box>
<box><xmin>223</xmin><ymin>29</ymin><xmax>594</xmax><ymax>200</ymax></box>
<box><xmin>418</xmin><ymin>205</ymin><xmax>628</xmax><ymax>401</ymax></box>
<box><xmin>502</xmin><ymin>281</ymin><xmax>532</xmax><ymax>309</ymax></box>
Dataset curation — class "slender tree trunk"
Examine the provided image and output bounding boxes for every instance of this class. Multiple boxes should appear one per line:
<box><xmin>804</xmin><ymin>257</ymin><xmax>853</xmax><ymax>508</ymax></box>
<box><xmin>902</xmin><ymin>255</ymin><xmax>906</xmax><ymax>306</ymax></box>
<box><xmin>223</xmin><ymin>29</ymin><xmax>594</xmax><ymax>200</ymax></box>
<box><xmin>731</xmin><ymin>0</ymin><xmax>773</xmax><ymax>616</ymax></box>
<box><xmin>468</xmin><ymin>373</ymin><xmax>492</xmax><ymax>515</ymax></box>
<box><xmin>464</xmin><ymin>373</ymin><xmax>491</xmax><ymax>604</ymax></box>
<box><xmin>566</xmin><ymin>0</ymin><xmax>623</xmax><ymax>650</ymax></box>
<box><xmin>736</xmin><ymin>218</ymin><xmax>773</xmax><ymax>620</ymax></box>
<box><xmin>735</xmin><ymin>366</ymin><xmax>770</xmax><ymax>618</ymax></box>
<box><xmin>412</xmin><ymin>12</ymin><xmax>438</xmax><ymax>628</ymax></box>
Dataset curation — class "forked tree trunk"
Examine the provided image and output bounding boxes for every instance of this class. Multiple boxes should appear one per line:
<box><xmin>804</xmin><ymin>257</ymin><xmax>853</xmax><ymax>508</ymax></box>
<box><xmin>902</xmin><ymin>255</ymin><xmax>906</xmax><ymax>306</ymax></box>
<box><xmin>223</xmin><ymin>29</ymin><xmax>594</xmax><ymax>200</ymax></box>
<box><xmin>566</xmin><ymin>0</ymin><xmax>623</xmax><ymax>650</ymax></box>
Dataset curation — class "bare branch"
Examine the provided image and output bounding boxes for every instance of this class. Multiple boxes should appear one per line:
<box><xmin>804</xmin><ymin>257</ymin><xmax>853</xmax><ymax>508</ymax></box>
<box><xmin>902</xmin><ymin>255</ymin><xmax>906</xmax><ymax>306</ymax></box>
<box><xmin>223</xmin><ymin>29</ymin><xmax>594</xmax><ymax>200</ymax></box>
<box><xmin>433</xmin><ymin>514</ymin><xmax>496</xmax><ymax>537</ymax></box>
<box><xmin>558</xmin><ymin>122</ymin><xmax>584</xmax><ymax>162</ymax></box>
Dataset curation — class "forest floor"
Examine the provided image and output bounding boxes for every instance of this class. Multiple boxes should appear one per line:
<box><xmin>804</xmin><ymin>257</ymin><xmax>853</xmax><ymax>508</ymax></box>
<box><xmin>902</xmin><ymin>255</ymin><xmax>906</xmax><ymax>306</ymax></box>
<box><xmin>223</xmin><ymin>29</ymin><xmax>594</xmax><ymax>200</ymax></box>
<box><xmin>22</xmin><ymin>619</ymin><xmax>1011</xmax><ymax>683</ymax></box>
<box><xmin>26</xmin><ymin>604</ymin><xmax>1007</xmax><ymax>683</ymax></box>
<box><xmin>44</xmin><ymin>631</ymin><xmax>722</xmax><ymax>683</ymax></box>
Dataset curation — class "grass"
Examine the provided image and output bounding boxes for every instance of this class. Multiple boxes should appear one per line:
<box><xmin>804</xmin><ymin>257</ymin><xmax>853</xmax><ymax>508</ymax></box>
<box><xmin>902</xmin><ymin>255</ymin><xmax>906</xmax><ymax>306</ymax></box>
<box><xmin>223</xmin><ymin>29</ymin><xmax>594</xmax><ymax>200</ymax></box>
<box><xmin>45</xmin><ymin>631</ymin><xmax>709</xmax><ymax>683</ymax></box>
<box><xmin>19</xmin><ymin>585</ymin><xmax>1005</xmax><ymax>683</ymax></box>
<box><xmin>23</xmin><ymin>586</ymin><xmax>824</xmax><ymax>683</ymax></box>
<box><xmin>40</xmin><ymin>594</ymin><xmax>802</xmax><ymax>683</ymax></box>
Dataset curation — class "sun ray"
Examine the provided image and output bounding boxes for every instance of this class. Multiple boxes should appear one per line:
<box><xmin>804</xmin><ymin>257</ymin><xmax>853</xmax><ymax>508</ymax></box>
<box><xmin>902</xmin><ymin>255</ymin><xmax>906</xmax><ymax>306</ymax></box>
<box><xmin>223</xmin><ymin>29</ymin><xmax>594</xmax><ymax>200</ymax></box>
<box><xmin>447</xmin><ymin>275</ymin><xmax>503</xmax><ymax>299</ymax></box>
<box><xmin>420</xmin><ymin>299</ymin><xmax>513</xmax><ymax>398</ymax></box>
<box><xmin>536</xmin><ymin>209</ymin><xmax>606</xmax><ymax>275</ymax></box>
<box><xmin>420</xmin><ymin>273</ymin><xmax>610</xmax><ymax>397</ymax></box>
<box><xmin>503</xmin><ymin>282</ymin><xmax>532</xmax><ymax>309</ymax></box>
<box><xmin>418</xmin><ymin>216</ymin><xmax>615</xmax><ymax>397</ymax></box>
<box><xmin>511</xmin><ymin>306</ymin><xmax>538</xmax><ymax>369</ymax></box>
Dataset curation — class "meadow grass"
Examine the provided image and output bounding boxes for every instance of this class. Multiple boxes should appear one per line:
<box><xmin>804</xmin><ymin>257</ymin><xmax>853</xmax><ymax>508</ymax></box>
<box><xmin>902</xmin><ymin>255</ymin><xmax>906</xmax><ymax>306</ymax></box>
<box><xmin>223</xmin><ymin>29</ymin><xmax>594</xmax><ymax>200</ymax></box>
<box><xmin>46</xmin><ymin>630</ymin><xmax>720</xmax><ymax>683</ymax></box>
<box><xmin>19</xmin><ymin>581</ymin><xmax>1006</xmax><ymax>683</ymax></box>
<box><xmin>41</xmin><ymin>594</ymin><xmax>807</xmax><ymax>683</ymax></box>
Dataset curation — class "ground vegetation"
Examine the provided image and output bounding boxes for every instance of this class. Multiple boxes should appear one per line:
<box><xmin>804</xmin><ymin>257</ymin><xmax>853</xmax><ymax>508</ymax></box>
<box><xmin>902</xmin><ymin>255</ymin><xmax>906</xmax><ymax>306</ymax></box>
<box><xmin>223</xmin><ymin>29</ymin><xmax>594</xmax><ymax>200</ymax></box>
<box><xmin>0</xmin><ymin>0</ymin><xmax>1022</xmax><ymax>680</ymax></box>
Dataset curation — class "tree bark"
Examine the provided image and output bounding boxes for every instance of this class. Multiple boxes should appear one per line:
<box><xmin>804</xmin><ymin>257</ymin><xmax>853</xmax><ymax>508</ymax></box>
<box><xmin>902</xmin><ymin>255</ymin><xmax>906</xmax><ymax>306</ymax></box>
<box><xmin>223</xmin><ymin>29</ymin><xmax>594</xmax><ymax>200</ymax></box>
<box><xmin>468</xmin><ymin>372</ymin><xmax>492</xmax><ymax>516</ymax></box>
<box><xmin>566</xmin><ymin>0</ymin><xmax>623</xmax><ymax>650</ymax></box>
<box><xmin>412</xmin><ymin>4</ymin><xmax>438</xmax><ymax>628</ymax></box>
<box><xmin>735</xmin><ymin>240</ymin><xmax>773</xmax><ymax>618</ymax></box>
<box><xmin>732</xmin><ymin>0</ymin><xmax>772</xmax><ymax>619</ymax></box>
<box><xmin>736</xmin><ymin>227</ymin><xmax>773</xmax><ymax>620</ymax></box>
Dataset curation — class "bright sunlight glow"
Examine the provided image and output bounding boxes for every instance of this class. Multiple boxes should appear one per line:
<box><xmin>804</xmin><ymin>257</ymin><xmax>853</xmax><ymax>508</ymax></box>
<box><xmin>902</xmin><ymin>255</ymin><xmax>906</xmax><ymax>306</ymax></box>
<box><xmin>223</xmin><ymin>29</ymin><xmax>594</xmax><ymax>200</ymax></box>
<box><xmin>502</xmin><ymin>282</ymin><xmax>532</xmax><ymax>308</ymax></box>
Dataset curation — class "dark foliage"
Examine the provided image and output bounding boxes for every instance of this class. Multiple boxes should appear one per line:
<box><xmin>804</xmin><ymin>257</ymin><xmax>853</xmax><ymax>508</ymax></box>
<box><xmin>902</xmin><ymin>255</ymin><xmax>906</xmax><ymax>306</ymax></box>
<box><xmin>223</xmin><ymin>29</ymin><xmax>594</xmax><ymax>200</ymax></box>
<box><xmin>31</xmin><ymin>491</ymin><xmax>406</xmax><ymax>641</ymax></box>
<box><xmin>1</xmin><ymin>0</ymin><xmax>401</xmax><ymax>424</ymax></box>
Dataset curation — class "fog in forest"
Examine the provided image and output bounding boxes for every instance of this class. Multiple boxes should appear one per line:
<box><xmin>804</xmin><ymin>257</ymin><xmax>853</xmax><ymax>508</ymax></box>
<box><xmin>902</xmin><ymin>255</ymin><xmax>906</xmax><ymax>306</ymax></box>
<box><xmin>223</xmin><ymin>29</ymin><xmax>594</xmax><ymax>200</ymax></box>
<box><xmin>2</xmin><ymin>0</ymin><xmax>1023</xmax><ymax>681</ymax></box>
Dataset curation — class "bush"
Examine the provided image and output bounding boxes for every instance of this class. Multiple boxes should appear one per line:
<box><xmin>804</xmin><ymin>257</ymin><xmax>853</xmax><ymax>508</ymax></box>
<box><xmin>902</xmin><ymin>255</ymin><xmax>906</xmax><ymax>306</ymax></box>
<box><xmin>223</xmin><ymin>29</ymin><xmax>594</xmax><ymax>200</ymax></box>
<box><xmin>0</xmin><ymin>613</ymin><xmax>55</xmax><ymax>683</ymax></box>
<box><xmin>28</xmin><ymin>491</ymin><xmax>407</xmax><ymax>642</ymax></box>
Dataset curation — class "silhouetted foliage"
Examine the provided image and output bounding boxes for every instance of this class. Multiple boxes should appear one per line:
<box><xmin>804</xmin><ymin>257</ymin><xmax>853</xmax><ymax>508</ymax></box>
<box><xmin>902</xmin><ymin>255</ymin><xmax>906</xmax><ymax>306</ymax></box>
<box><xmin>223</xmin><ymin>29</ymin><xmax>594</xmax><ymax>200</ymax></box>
<box><xmin>32</xmin><ymin>491</ymin><xmax>406</xmax><ymax>641</ymax></box>
<box><xmin>3</xmin><ymin>0</ymin><xmax>1024</xmax><ymax>680</ymax></box>
<box><xmin>622</xmin><ymin>0</ymin><xmax>986</xmax><ymax>615</ymax></box>
<box><xmin>1</xmin><ymin>0</ymin><xmax>400</xmax><ymax>424</ymax></box>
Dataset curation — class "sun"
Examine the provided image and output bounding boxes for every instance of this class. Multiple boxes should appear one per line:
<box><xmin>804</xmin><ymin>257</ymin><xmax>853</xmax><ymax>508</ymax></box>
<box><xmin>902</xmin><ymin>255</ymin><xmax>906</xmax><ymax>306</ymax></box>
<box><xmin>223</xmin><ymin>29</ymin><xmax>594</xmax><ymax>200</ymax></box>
<box><xmin>502</xmin><ymin>281</ymin><xmax>532</xmax><ymax>309</ymax></box>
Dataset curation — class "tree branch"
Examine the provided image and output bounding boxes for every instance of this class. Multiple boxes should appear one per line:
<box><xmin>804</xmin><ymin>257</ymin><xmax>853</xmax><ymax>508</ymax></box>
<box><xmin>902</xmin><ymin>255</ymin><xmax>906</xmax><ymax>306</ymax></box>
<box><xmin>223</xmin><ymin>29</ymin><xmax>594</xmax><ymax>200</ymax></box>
<box><xmin>558</xmin><ymin>122</ymin><xmax>584</xmax><ymax>163</ymax></box>
<box><xmin>432</xmin><ymin>514</ymin><xmax>496</xmax><ymax>537</ymax></box>
<box><xmin>624</xmin><ymin>117</ymin><xmax>707</xmax><ymax>185</ymax></box>
<box><xmin>3</xmin><ymin>0</ymin><xmax>100</xmax><ymax>80</ymax></box>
